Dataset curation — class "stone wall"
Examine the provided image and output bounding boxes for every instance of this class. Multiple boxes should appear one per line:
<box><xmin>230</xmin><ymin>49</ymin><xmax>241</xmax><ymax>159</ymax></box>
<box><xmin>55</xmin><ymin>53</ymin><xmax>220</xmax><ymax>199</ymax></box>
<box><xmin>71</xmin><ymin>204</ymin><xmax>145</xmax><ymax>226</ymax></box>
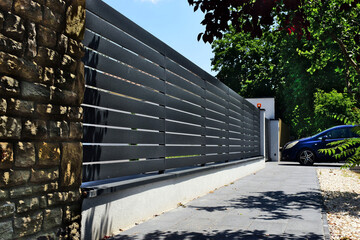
<box><xmin>0</xmin><ymin>0</ymin><xmax>85</xmax><ymax>239</ymax></box>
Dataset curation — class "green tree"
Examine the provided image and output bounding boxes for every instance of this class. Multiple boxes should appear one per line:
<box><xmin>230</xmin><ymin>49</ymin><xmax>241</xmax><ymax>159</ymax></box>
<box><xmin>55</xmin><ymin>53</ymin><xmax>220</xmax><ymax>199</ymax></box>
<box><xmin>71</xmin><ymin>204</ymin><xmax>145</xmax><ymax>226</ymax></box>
<box><xmin>211</xmin><ymin>27</ymin><xmax>284</xmax><ymax>98</ymax></box>
<box><xmin>211</xmin><ymin>28</ymin><xmax>346</xmax><ymax>138</ymax></box>
<box><xmin>297</xmin><ymin>0</ymin><xmax>360</xmax><ymax>97</ymax></box>
<box><xmin>314</xmin><ymin>89</ymin><xmax>357</xmax><ymax>128</ymax></box>
<box><xmin>314</xmin><ymin>90</ymin><xmax>360</xmax><ymax>168</ymax></box>
<box><xmin>190</xmin><ymin>0</ymin><xmax>360</xmax><ymax>167</ymax></box>
<box><xmin>189</xmin><ymin>0</ymin><xmax>360</xmax><ymax>80</ymax></box>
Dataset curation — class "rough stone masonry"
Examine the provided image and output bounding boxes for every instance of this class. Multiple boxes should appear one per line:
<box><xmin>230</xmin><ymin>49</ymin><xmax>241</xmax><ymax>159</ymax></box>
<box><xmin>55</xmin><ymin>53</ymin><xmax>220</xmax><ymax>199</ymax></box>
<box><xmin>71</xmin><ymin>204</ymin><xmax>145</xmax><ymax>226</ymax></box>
<box><xmin>0</xmin><ymin>0</ymin><xmax>85</xmax><ymax>239</ymax></box>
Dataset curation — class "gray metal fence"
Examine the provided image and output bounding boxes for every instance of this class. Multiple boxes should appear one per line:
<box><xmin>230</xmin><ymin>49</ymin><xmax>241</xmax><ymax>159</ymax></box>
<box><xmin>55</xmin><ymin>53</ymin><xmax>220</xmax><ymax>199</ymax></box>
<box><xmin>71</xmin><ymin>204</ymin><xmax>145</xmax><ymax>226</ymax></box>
<box><xmin>82</xmin><ymin>0</ymin><xmax>260</xmax><ymax>185</ymax></box>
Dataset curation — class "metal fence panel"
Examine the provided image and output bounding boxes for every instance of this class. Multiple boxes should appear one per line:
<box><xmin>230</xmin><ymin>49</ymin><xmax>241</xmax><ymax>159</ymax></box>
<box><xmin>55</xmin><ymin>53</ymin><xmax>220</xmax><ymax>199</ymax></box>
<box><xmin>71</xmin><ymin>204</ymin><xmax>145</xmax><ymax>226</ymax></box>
<box><xmin>82</xmin><ymin>0</ymin><xmax>261</xmax><ymax>184</ymax></box>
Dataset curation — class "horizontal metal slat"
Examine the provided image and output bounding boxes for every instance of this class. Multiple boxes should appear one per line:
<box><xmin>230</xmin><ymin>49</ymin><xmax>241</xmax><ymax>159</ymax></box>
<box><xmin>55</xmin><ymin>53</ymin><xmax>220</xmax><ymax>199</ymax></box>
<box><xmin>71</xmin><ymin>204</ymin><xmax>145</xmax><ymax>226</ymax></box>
<box><xmin>227</xmin><ymin>153</ymin><xmax>247</xmax><ymax>160</ymax></box>
<box><xmin>243</xmin><ymin>119</ymin><xmax>254</xmax><ymax>128</ymax></box>
<box><xmin>165</xmin><ymin>59</ymin><xmax>205</xmax><ymax>88</ymax></box>
<box><xmin>205</xmin><ymin>118</ymin><xmax>228</xmax><ymax>130</ymax></box>
<box><xmin>206</xmin><ymin>82</ymin><xmax>228</xmax><ymax>101</ymax></box>
<box><xmin>83</xmin><ymin>106</ymin><xmax>164</xmax><ymax>131</ymax></box>
<box><xmin>244</xmin><ymin>100</ymin><xmax>257</xmax><ymax>112</ymax></box>
<box><xmin>206</xmin><ymin>128</ymin><xmax>228</xmax><ymax>138</ymax></box>
<box><xmin>83</xmin><ymin>126</ymin><xmax>164</xmax><ymax>144</ymax></box>
<box><xmin>206</xmin><ymin>91</ymin><xmax>228</xmax><ymax>108</ymax></box>
<box><xmin>85</xmin><ymin>67</ymin><xmax>165</xmax><ymax>105</ymax></box>
<box><xmin>229</xmin><ymin>146</ymin><xmax>247</xmax><ymax>152</ymax></box>
<box><xmin>229</xmin><ymin>100</ymin><xmax>243</xmax><ymax>113</ymax></box>
<box><xmin>229</xmin><ymin>131</ymin><xmax>244</xmax><ymax>139</ymax></box>
<box><xmin>83</xmin><ymin>30</ymin><xmax>165</xmax><ymax>80</ymax></box>
<box><xmin>206</xmin><ymin>110</ymin><xmax>228</xmax><ymax>123</ymax></box>
<box><xmin>205</xmin><ymin>154</ymin><xmax>229</xmax><ymax>162</ymax></box>
<box><xmin>83</xmin><ymin>145</ymin><xmax>165</xmax><ymax>162</ymax></box>
<box><xmin>83</xmin><ymin>88</ymin><xmax>165</xmax><ymax>118</ymax></box>
<box><xmin>164</xmin><ymin>155</ymin><xmax>208</xmax><ymax>169</ymax></box>
<box><xmin>166</xmin><ymin>108</ymin><xmax>205</xmax><ymax>126</ymax></box>
<box><xmin>242</xmin><ymin>134</ymin><xmax>253</xmax><ymax>141</ymax></box>
<box><xmin>166</xmin><ymin>134</ymin><xmax>205</xmax><ymax>145</ymax></box>
<box><xmin>243</xmin><ymin>152</ymin><xmax>258</xmax><ymax>159</ymax></box>
<box><xmin>242</xmin><ymin>146</ymin><xmax>257</xmax><ymax>151</ymax></box>
<box><xmin>166</xmin><ymin>83</ymin><xmax>206</xmax><ymax>107</ymax></box>
<box><xmin>166</xmin><ymin>121</ymin><xmax>205</xmax><ymax>135</ymax></box>
<box><xmin>242</xmin><ymin>128</ymin><xmax>253</xmax><ymax>136</ymax></box>
<box><xmin>205</xmin><ymin>75</ymin><xmax>230</xmax><ymax>93</ymax></box>
<box><xmin>206</xmin><ymin>100</ymin><xmax>227</xmax><ymax>115</ymax></box>
<box><xmin>229</xmin><ymin>139</ymin><xmax>246</xmax><ymax>145</ymax></box>
<box><xmin>166</xmin><ymin>96</ymin><xmax>206</xmax><ymax>117</ymax></box>
<box><xmin>229</xmin><ymin>90</ymin><xmax>245</xmax><ymax>104</ymax></box>
<box><xmin>83</xmin><ymin>159</ymin><xmax>165</xmax><ymax>182</ymax></box>
<box><xmin>84</xmin><ymin>50</ymin><xmax>165</xmax><ymax>94</ymax></box>
<box><xmin>206</xmin><ymin>146</ymin><xmax>228</xmax><ymax>154</ymax></box>
<box><xmin>229</xmin><ymin>95</ymin><xmax>244</xmax><ymax>108</ymax></box>
<box><xmin>166</xmin><ymin>146</ymin><xmax>205</xmax><ymax>157</ymax></box>
<box><xmin>166</xmin><ymin>71</ymin><xmax>205</xmax><ymax>97</ymax></box>
<box><xmin>229</xmin><ymin>117</ymin><xmax>243</xmax><ymax>126</ymax></box>
<box><xmin>243</xmin><ymin>110</ymin><xmax>253</xmax><ymax>120</ymax></box>
<box><xmin>85</xmin><ymin>9</ymin><xmax>166</xmax><ymax>67</ymax></box>
<box><xmin>165</xmin><ymin>48</ymin><xmax>212</xmax><ymax>86</ymax></box>
<box><xmin>229</xmin><ymin>124</ymin><xmax>243</xmax><ymax>133</ymax></box>
<box><xmin>241</xmin><ymin>124</ymin><xmax>250</xmax><ymax>132</ymax></box>
<box><xmin>229</xmin><ymin>109</ymin><xmax>243</xmax><ymax>121</ymax></box>
<box><xmin>84</xmin><ymin>67</ymin><xmax>165</xmax><ymax>94</ymax></box>
<box><xmin>205</xmin><ymin>137</ymin><xmax>228</xmax><ymax>145</ymax></box>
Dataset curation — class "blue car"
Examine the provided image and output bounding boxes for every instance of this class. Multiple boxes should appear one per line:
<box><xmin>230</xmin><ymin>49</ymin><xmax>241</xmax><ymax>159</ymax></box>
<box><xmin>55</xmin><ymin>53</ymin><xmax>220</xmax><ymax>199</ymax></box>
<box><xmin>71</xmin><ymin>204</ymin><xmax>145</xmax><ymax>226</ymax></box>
<box><xmin>281</xmin><ymin>125</ymin><xmax>359</xmax><ymax>165</ymax></box>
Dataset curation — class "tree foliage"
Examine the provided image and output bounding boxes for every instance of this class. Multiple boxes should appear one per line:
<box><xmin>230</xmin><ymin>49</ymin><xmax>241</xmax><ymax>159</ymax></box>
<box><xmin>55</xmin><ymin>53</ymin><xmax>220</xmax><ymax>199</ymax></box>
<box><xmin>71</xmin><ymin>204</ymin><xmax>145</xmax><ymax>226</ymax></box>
<box><xmin>211</xmin><ymin>27</ymin><xmax>284</xmax><ymax>98</ymax></box>
<box><xmin>189</xmin><ymin>0</ymin><xmax>360</xmax><ymax>78</ymax></box>
<box><xmin>318</xmin><ymin>111</ymin><xmax>360</xmax><ymax>168</ymax></box>
<box><xmin>188</xmin><ymin>0</ymin><xmax>312</xmax><ymax>42</ymax></box>
<box><xmin>189</xmin><ymin>0</ymin><xmax>360</xmax><ymax>167</ymax></box>
<box><xmin>314</xmin><ymin>90</ymin><xmax>358</xmax><ymax>125</ymax></box>
<box><xmin>211</xmin><ymin>28</ymin><xmax>346</xmax><ymax>137</ymax></box>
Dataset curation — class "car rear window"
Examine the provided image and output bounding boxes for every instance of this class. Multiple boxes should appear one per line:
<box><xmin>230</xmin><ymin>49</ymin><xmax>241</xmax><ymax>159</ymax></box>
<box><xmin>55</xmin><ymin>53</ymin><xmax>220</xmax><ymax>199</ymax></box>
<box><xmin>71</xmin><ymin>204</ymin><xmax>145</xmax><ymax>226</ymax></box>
<box><xmin>327</xmin><ymin>128</ymin><xmax>353</xmax><ymax>139</ymax></box>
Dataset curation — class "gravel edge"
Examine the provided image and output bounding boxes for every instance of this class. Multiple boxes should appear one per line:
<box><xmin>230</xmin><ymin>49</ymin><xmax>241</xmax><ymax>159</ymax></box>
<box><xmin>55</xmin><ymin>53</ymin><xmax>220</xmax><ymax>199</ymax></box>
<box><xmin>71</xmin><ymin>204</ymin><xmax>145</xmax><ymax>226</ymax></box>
<box><xmin>317</xmin><ymin>169</ymin><xmax>360</xmax><ymax>240</ymax></box>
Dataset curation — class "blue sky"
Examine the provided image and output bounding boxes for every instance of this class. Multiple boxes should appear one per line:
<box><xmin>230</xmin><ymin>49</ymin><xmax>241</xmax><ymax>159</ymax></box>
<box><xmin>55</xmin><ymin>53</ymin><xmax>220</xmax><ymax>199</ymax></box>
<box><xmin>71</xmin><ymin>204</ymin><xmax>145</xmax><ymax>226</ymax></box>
<box><xmin>102</xmin><ymin>0</ymin><xmax>216</xmax><ymax>76</ymax></box>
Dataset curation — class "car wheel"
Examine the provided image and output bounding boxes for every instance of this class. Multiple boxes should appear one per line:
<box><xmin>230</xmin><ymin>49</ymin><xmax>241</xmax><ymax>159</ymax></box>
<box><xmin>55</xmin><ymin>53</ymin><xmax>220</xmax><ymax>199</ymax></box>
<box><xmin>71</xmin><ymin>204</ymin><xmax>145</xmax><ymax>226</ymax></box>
<box><xmin>298</xmin><ymin>149</ymin><xmax>315</xmax><ymax>166</ymax></box>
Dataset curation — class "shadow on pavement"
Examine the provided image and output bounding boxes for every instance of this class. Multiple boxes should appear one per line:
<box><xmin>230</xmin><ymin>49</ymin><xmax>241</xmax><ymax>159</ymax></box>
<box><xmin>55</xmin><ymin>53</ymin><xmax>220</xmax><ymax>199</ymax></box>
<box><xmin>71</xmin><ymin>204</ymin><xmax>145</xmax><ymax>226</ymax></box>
<box><xmin>191</xmin><ymin>191</ymin><xmax>322</xmax><ymax>220</ymax></box>
<box><xmin>111</xmin><ymin>229</ymin><xmax>323</xmax><ymax>240</ymax></box>
<box><xmin>278</xmin><ymin>162</ymin><xmax>343</xmax><ymax>168</ymax></box>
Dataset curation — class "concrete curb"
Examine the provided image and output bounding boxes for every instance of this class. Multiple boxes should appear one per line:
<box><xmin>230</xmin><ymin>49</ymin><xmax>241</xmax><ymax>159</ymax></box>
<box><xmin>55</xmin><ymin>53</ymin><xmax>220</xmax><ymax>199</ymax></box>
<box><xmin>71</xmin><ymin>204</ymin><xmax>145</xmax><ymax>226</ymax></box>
<box><xmin>315</xmin><ymin>170</ymin><xmax>331</xmax><ymax>240</ymax></box>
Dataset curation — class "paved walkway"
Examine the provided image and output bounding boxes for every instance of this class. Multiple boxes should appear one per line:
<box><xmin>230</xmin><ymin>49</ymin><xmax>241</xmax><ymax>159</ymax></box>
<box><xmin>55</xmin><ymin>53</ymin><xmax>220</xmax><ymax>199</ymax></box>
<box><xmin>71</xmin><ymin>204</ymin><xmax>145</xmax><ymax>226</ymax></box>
<box><xmin>112</xmin><ymin>162</ymin><xmax>340</xmax><ymax>240</ymax></box>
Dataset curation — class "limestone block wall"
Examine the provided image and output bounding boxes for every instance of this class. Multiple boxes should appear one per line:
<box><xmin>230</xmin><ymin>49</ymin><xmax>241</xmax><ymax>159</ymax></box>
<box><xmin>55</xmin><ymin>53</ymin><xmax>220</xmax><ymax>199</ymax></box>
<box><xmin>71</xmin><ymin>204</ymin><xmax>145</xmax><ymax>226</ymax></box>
<box><xmin>0</xmin><ymin>0</ymin><xmax>85</xmax><ymax>239</ymax></box>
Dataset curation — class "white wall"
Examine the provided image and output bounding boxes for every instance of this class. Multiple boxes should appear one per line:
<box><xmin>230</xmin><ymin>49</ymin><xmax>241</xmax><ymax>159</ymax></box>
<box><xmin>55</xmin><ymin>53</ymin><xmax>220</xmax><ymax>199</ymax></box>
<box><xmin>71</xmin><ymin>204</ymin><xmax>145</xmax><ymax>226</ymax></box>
<box><xmin>81</xmin><ymin>158</ymin><xmax>265</xmax><ymax>240</ymax></box>
<box><xmin>246</xmin><ymin>98</ymin><xmax>279</xmax><ymax>161</ymax></box>
<box><xmin>270</xmin><ymin>120</ymin><xmax>280</xmax><ymax>161</ymax></box>
<box><xmin>246</xmin><ymin>98</ymin><xmax>275</xmax><ymax>119</ymax></box>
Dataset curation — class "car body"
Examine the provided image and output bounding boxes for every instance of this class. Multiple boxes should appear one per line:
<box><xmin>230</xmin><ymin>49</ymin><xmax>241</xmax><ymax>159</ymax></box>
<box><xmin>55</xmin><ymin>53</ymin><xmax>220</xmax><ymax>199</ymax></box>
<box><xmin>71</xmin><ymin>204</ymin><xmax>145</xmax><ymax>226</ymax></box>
<box><xmin>281</xmin><ymin>125</ymin><xmax>359</xmax><ymax>165</ymax></box>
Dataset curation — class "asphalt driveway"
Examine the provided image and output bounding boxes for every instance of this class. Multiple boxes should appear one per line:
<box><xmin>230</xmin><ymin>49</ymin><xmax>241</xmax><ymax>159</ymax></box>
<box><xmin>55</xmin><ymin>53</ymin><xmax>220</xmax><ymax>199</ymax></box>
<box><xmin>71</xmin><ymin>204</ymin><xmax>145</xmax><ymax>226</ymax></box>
<box><xmin>111</xmin><ymin>162</ymin><xmax>341</xmax><ymax>239</ymax></box>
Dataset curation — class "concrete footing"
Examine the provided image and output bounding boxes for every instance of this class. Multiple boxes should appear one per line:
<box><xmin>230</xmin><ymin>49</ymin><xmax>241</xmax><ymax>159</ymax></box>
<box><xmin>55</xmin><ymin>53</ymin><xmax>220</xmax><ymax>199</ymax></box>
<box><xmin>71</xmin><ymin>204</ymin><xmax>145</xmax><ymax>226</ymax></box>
<box><xmin>81</xmin><ymin>157</ymin><xmax>265</xmax><ymax>240</ymax></box>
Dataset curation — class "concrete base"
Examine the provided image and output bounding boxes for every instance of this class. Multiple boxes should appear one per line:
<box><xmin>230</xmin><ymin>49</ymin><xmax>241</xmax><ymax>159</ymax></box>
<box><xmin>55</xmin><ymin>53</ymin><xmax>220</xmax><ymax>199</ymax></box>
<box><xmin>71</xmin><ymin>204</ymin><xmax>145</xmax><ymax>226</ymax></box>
<box><xmin>81</xmin><ymin>157</ymin><xmax>265</xmax><ymax>240</ymax></box>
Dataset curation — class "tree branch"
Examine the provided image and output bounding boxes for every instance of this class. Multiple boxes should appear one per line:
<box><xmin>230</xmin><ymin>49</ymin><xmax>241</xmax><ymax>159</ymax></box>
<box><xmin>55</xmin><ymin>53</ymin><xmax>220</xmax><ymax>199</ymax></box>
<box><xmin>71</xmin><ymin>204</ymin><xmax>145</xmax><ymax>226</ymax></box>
<box><xmin>345</xmin><ymin>61</ymin><xmax>352</xmax><ymax>94</ymax></box>
<box><xmin>332</xmin><ymin>35</ymin><xmax>360</xmax><ymax>75</ymax></box>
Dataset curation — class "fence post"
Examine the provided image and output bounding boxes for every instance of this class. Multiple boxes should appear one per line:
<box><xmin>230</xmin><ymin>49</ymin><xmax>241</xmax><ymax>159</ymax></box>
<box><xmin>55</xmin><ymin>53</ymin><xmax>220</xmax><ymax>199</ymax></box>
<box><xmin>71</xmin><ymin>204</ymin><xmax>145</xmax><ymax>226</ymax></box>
<box><xmin>159</xmin><ymin>55</ymin><xmax>167</xmax><ymax>174</ymax></box>
<box><xmin>259</xmin><ymin>109</ymin><xmax>266</xmax><ymax>158</ymax></box>
<box><xmin>225</xmin><ymin>87</ymin><xmax>230</xmax><ymax>162</ymax></box>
